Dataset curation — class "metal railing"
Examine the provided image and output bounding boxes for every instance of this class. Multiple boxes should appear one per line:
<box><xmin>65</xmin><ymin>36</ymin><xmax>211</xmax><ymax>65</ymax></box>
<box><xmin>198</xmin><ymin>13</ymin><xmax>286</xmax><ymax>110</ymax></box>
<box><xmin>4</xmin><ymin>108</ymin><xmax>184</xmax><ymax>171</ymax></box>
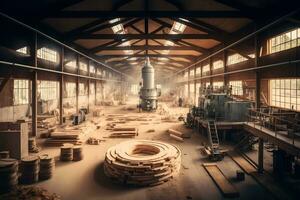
<box><xmin>246</xmin><ymin>107</ymin><xmax>300</xmax><ymax>146</ymax></box>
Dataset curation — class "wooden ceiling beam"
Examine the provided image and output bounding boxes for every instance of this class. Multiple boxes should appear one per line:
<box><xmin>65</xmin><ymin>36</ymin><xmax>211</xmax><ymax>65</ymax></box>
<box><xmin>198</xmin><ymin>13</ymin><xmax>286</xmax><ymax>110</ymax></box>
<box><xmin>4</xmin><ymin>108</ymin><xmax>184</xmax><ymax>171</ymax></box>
<box><xmin>77</xmin><ymin>34</ymin><xmax>215</xmax><ymax>40</ymax></box>
<box><xmin>41</xmin><ymin>10</ymin><xmax>255</xmax><ymax>18</ymax></box>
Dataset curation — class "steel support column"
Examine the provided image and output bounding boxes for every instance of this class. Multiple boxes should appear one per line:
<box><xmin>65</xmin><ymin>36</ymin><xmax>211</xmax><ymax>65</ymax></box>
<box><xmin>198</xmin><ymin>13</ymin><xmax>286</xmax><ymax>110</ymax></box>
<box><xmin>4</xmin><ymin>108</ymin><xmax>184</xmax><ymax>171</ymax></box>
<box><xmin>31</xmin><ymin>33</ymin><xmax>37</xmax><ymax>137</ymax></box>
<box><xmin>223</xmin><ymin>50</ymin><xmax>228</xmax><ymax>85</ymax></box>
<box><xmin>209</xmin><ymin>57</ymin><xmax>213</xmax><ymax>85</ymax></box>
<box><xmin>59</xmin><ymin>47</ymin><xmax>64</xmax><ymax>124</ymax></box>
<box><xmin>87</xmin><ymin>61</ymin><xmax>90</xmax><ymax>112</ymax></box>
<box><xmin>76</xmin><ymin>55</ymin><xmax>79</xmax><ymax>113</ymax></box>
<box><xmin>31</xmin><ymin>72</ymin><xmax>37</xmax><ymax>137</ymax></box>
<box><xmin>258</xmin><ymin>138</ymin><xmax>264</xmax><ymax>173</ymax></box>
<box><xmin>255</xmin><ymin>33</ymin><xmax>261</xmax><ymax>108</ymax></box>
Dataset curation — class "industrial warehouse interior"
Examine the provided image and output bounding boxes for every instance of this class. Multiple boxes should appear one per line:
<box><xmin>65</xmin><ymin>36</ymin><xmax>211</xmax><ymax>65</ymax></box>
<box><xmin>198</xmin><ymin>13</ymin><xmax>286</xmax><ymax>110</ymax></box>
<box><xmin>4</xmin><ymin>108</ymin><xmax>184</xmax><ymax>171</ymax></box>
<box><xmin>1</xmin><ymin>0</ymin><xmax>300</xmax><ymax>199</ymax></box>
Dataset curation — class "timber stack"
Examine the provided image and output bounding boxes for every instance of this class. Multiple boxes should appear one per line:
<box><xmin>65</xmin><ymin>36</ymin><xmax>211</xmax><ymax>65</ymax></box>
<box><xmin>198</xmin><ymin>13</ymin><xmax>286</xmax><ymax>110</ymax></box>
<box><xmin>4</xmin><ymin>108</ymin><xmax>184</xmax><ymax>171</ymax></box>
<box><xmin>73</xmin><ymin>146</ymin><xmax>83</xmax><ymax>161</ymax></box>
<box><xmin>60</xmin><ymin>143</ymin><xmax>74</xmax><ymax>161</ymax></box>
<box><xmin>39</xmin><ymin>154</ymin><xmax>55</xmax><ymax>180</ymax></box>
<box><xmin>20</xmin><ymin>156</ymin><xmax>39</xmax><ymax>184</ymax></box>
<box><xmin>104</xmin><ymin>140</ymin><xmax>181</xmax><ymax>186</ymax></box>
<box><xmin>0</xmin><ymin>151</ymin><xmax>10</xmax><ymax>159</ymax></box>
<box><xmin>0</xmin><ymin>158</ymin><xmax>18</xmax><ymax>194</ymax></box>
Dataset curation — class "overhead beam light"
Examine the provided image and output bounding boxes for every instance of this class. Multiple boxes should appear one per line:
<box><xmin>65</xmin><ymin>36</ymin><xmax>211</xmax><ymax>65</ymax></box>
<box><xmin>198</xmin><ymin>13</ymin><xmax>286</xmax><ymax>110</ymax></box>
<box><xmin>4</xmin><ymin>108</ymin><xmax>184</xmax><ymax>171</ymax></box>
<box><xmin>109</xmin><ymin>18</ymin><xmax>136</xmax><ymax>60</ymax></box>
<box><xmin>158</xmin><ymin>19</ymin><xmax>187</xmax><ymax>60</ymax></box>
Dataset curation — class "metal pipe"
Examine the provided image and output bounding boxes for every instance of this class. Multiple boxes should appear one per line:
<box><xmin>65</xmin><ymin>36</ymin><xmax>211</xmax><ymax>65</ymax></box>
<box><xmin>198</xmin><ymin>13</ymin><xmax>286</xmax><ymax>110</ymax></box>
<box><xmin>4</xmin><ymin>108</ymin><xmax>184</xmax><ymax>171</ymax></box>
<box><xmin>166</xmin><ymin>8</ymin><xmax>300</xmax><ymax>79</ymax></box>
<box><xmin>0</xmin><ymin>11</ymin><xmax>131</xmax><ymax>79</ymax></box>
<box><xmin>177</xmin><ymin>59</ymin><xmax>300</xmax><ymax>83</ymax></box>
<box><xmin>0</xmin><ymin>60</ymin><xmax>122</xmax><ymax>82</ymax></box>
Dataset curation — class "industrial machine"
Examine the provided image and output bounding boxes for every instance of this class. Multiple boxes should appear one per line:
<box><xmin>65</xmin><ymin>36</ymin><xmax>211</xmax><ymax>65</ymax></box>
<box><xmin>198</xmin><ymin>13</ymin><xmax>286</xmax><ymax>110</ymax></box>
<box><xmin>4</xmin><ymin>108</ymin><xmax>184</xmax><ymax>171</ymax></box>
<box><xmin>193</xmin><ymin>85</ymin><xmax>251</xmax><ymax>122</ymax></box>
<box><xmin>186</xmin><ymin>84</ymin><xmax>252</xmax><ymax>161</ymax></box>
<box><xmin>139</xmin><ymin>58</ymin><xmax>161</xmax><ymax>111</ymax></box>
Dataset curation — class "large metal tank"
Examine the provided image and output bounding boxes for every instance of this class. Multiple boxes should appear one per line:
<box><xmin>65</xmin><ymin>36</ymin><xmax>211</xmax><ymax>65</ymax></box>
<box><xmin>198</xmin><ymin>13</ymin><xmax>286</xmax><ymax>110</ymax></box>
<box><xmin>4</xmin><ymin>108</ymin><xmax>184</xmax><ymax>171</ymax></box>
<box><xmin>224</xmin><ymin>101</ymin><xmax>251</xmax><ymax>121</ymax></box>
<box><xmin>139</xmin><ymin>58</ymin><xmax>160</xmax><ymax>111</ymax></box>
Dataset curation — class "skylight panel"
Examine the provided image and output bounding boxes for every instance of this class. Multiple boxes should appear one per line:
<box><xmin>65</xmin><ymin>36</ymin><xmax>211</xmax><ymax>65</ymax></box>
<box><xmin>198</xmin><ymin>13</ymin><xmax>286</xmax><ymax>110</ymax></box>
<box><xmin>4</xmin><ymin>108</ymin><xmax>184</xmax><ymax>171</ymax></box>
<box><xmin>16</xmin><ymin>47</ymin><xmax>28</xmax><ymax>55</ymax></box>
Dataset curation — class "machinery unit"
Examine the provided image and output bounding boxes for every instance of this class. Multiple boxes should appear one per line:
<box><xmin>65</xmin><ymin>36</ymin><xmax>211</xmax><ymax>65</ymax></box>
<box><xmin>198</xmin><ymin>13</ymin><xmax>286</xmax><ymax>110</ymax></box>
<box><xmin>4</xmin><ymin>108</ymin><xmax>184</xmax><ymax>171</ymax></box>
<box><xmin>139</xmin><ymin>58</ymin><xmax>161</xmax><ymax>111</ymax></box>
<box><xmin>196</xmin><ymin>85</ymin><xmax>251</xmax><ymax>121</ymax></box>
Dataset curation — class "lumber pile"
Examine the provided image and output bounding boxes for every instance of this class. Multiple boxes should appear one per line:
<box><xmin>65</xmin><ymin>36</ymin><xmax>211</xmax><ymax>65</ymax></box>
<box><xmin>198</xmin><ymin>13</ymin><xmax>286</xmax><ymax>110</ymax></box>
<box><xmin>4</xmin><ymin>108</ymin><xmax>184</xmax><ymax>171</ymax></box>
<box><xmin>39</xmin><ymin>154</ymin><xmax>55</xmax><ymax>180</ymax></box>
<box><xmin>87</xmin><ymin>137</ymin><xmax>105</xmax><ymax>145</ymax></box>
<box><xmin>0</xmin><ymin>151</ymin><xmax>9</xmax><ymax>159</ymax></box>
<box><xmin>28</xmin><ymin>115</ymin><xmax>57</xmax><ymax>137</ymax></box>
<box><xmin>106</xmin><ymin>123</ymin><xmax>116</xmax><ymax>130</ymax></box>
<box><xmin>104</xmin><ymin>140</ymin><xmax>181</xmax><ymax>186</ymax></box>
<box><xmin>20</xmin><ymin>156</ymin><xmax>39</xmax><ymax>184</ymax></box>
<box><xmin>44</xmin><ymin>130</ymin><xmax>82</xmax><ymax>146</ymax></box>
<box><xmin>60</xmin><ymin>143</ymin><xmax>74</xmax><ymax>161</ymax></box>
<box><xmin>73</xmin><ymin>146</ymin><xmax>83</xmax><ymax>161</ymax></box>
<box><xmin>107</xmin><ymin>127</ymin><xmax>138</xmax><ymax>138</ymax></box>
<box><xmin>37</xmin><ymin>115</ymin><xmax>57</xmax><ymax>129</ymax></box>
<box><xmin>0</xmin><ymin>158</ymin><xmax>18</xmax><ymax>194</ymax></box>
<box><xmin>168</xmin><ymin>129</ymin><xmax>191</xmax><ymax>142</ymax></box>
<box><xmin>60</xmin><ymin>143</ymin><xmax>84</xmax><ymax>162</ymax></box>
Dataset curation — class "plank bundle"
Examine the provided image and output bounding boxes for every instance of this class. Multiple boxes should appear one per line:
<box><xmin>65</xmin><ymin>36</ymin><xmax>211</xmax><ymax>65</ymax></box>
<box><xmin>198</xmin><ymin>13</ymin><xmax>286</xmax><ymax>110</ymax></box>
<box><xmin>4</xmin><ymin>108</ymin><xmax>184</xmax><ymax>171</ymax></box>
<box><xmin>108</xmin><ymin>127</ymin><xmax>138</xmax><ymax>138</ymax></box>
<box><xmin>20</xmin><ymin>156</ymin><xmax>40</xmax><ymax>184</ymax></box>
<box><xmin>0</xmin><ymin>158</ymin><xmax>18</xmax><ymax>194</ymax></box>
<box><xmin>0</xmin><ymin>151</ymin><xmax>9</xmax><ymax>159</ymax></box>
<box><xmin>39</xmin><ymin>154</ymin><xmax>55</xmax><ymax>180</ymax></box>
<box><xmin>87</xmin><ymin>137</ymin><xmax>101</xmax><ymax>145</ymax></box>
<box><xmin>73</xmin><ymin>146</ymin><xmax>83</xmax><ymax>161</ymax></box>
<box><xmin>44</xmin><ymin>131</ymin><xmax>82</xmax><ymax>146</ymax></box>
<box><xmin>168</xmin><ymin>129</ymin><xmax>191</xmax><ymax>138</ymax></box>
<box><xmin>60</xmin><ymin>143</ymin><xmax>74</xmax><ymax>161</ymax></box>
<box><xmin>104</xmin><ymin>140</ymin><xmax>181</xmax><ymax>186</ymax></box>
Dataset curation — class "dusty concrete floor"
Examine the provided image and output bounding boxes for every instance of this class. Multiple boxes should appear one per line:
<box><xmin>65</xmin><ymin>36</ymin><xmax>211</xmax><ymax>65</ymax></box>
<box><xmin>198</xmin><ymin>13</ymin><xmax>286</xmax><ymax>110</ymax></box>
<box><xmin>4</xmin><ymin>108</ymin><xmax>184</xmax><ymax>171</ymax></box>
<box><xmin>33</xmin><ymin>100</ymin><xmax>275</xmax><ymax>200</ymax></box>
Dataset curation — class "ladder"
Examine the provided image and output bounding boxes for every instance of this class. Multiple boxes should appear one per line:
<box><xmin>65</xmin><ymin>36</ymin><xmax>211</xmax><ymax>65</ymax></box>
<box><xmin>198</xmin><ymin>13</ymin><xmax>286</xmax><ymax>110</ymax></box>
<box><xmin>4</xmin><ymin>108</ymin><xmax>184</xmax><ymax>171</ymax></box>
<box><xmin>208</xmin><ymin>120</ymin><xmax>219</xmax><ymax>150</ymax></box>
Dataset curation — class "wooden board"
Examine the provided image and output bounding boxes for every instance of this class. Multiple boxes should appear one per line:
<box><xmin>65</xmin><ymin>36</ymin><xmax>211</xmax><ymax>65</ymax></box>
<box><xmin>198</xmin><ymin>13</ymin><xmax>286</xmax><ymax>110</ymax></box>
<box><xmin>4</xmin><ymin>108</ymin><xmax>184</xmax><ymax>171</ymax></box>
<box><xmin>203</xmin><ymin>163</ymin><xmax>239</xmax><ymax>198</ymax></box>
<box><xmin>227</xmin><ymin>151</ymin><xmax>256</xmax><ymax>174</ymax></box>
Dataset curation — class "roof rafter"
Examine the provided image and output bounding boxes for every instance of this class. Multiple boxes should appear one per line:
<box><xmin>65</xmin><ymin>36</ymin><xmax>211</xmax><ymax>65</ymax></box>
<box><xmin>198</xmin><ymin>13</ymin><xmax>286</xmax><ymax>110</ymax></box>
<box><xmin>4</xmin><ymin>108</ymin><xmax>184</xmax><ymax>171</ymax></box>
<box><xmin>78</xmin><ymin>34</ymin><xmax>214</xmax><ymax>40</ymax></box>
<box><xmin>36</xmin><ymin>10</ymin><xmax>255</xmax><ymax>18</ymax></box>
<box><xmin>89</xmin><ymin>45</ymin><xmax>206</xmax><ymax>51</ymax></box>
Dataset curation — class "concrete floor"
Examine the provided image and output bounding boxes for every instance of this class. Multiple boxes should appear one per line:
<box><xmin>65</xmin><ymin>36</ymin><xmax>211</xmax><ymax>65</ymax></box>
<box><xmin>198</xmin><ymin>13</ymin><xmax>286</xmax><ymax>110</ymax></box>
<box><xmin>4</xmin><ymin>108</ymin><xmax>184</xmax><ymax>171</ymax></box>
<box><xmin>33</xmin><ymin>100</ymin><xmax>275</xmax><ymax>200</ymax></box>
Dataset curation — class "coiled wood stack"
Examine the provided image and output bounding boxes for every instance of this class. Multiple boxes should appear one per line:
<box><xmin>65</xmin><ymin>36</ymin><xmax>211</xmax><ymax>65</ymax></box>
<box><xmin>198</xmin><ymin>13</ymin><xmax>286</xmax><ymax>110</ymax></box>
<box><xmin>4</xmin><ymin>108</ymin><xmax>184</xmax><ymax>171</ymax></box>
<box><xmin>39</xmin><ymin>154</ymin><xmax>55</xmax><ymax>180</ymax></box>
<box><xmin>104</xmin><ymin>140</ymin><xmax>181</xmax><ymax>186</ymax></box>
<box><xmin>20</xmin><ymin>156</ymin><xmax>39</xmax><ymax>184</ymax></box>
<box><xmin>0</xmin><ymin>158</ymin><xmax>18</xmax><ymax>194</ymax></box>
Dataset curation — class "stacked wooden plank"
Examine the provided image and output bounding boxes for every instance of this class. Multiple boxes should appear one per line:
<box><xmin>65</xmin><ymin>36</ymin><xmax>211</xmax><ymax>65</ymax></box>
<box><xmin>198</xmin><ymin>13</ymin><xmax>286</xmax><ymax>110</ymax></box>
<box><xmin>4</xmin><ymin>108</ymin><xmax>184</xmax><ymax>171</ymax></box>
<box><xmin>39</xmin><ymin>154</ymin><xmax>55</xmax><ymax>180</ymax></box>
<box><xmin>104</xmin><ymin>140</ymin><xmax>181</xmax><ymax>186</ymax></box>
<box><xmin>168</xmin><ymin>129</ymin><xmax>191</xmax><ymax>142</ymax></box>
<box><xmin>28</xmin><ymin>115</ymin><xmax>57</xmax><ymax>137</ymax></box>
<box><xmin>0</xmin><ymin>151</ymin><xmax>9</xmax><ymax>159</ymax></box>
<box><xmin>107</xmin><ymin>127</ymin><xmax>138</xmax><ymax>138</ymax></box>
<box><xmin>73</xmin><ymin>146</ymin><xmax>83</xmax><ymax>161</ymax></box>
<box><xmin>20</xmin><ymin>156</ymin><xmax>40</xmax><ymax>184</ymax></box>
<box><xmin>44</xmin><ymin>130</ymin><xmax>82</xmax><ymax>146</ymax></box>
<box><xmin>87</xmin><ymin>137</ymin><xmax>105</xmax><ymax>145</ymax></box>
<box><xmin>92</xmin><ymin>109</ymin><xmax>101</xmax><ymax>117</ymax></box>
<box><xmin>60</xmin><ymin>143</ymin><xmax>74</xmax><ymax>161</ymax></box>
<box><xmin>0</xmin><ymin>158</ymin><xmax>18</xmax><ymax>194</ymax></box>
